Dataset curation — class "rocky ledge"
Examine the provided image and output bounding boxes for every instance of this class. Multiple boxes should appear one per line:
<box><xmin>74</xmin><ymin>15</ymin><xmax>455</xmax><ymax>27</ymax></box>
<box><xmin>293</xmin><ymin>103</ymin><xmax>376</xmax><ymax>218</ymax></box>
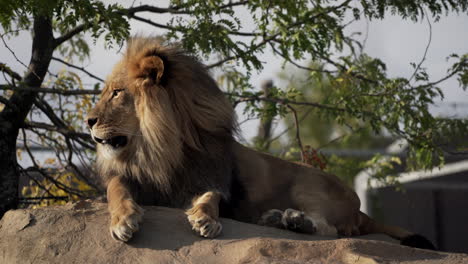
<box><xmin>0</xmin><ymin>201</ymin><xmax>466</xmax><ymax>264</ymax></box>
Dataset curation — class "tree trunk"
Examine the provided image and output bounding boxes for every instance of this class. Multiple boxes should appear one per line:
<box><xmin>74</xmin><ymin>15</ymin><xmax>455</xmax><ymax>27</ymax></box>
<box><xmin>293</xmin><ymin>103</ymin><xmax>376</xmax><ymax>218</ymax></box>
<box><xmin>0</xmin><ymin>15</ymin><xmax>54</xmax><ymax>218</ymax></box>
<box><xmin>254</xmin><ymin>79</ymin><xmax>274</xmax><ymax>151</ymax></box>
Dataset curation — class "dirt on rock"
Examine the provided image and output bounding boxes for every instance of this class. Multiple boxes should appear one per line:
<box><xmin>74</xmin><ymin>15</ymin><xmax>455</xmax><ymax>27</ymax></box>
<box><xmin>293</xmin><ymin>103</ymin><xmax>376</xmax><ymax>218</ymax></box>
<box><xmin>0</xmin><ymin>201</ymin><xmax>466</xmax><ymax>264</ymax></box>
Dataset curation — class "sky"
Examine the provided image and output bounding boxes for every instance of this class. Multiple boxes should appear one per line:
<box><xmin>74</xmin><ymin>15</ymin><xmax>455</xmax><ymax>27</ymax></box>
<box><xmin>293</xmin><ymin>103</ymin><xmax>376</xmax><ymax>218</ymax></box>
<box><xmin>1</xmin><ymin>2</ymin><xmax>467</xmax><ymax>156</ymax></box>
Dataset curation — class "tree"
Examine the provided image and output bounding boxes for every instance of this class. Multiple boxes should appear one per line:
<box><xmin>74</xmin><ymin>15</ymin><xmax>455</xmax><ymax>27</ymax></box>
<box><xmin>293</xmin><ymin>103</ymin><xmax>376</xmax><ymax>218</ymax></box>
<box><xmin>275</xmin><ymin>61</ymin><xmax>398</xmax><ymax>185</ymax></box>
<box><xmin>0</xmin><ymin>0</ymin><xmax>129</xmax><ymax>216</ymax></box>
<box><xmin>1</xmin><ymin>0</ymin><xmax>467</xmax><ymax>217</ymax></box>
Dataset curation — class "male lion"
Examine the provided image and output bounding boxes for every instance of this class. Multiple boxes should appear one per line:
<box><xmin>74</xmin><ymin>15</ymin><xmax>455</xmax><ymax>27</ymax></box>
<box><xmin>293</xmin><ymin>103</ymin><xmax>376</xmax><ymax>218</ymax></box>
<box><xmin>86</xmin><ymin>37</ymin><xmax>434</xmax><ymax>250</ymax></box>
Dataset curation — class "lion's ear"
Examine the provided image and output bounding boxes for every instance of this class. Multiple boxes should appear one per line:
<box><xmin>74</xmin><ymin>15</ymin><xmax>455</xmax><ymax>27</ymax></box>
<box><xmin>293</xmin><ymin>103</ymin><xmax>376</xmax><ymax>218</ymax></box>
<box><xmin>131</xmin><ymin>55</ymin><xmax>165</xmax><ymax>85</ymax></box>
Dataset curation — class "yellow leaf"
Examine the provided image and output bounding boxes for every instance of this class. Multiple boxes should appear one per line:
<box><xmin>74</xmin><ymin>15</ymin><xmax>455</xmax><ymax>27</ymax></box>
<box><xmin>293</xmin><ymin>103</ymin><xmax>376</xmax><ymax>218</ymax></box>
<box><xmin>390</xmin><ymin>156</ymin><xmax>402</xmax><ymax>165</ymax></box>
<box><xmin>346</xmin><ymin>66</ymin><xmax>355</xmax><ymax>74</ymax></box>
<box><xmin>17</xmin><ymin>149</ymin><xmax>23</xmax><ymax>161</ymax></box>
<box><xmin>44</xmin><ymin>158</ymin><xmax>56</xmax><ymax>165</ymax></box>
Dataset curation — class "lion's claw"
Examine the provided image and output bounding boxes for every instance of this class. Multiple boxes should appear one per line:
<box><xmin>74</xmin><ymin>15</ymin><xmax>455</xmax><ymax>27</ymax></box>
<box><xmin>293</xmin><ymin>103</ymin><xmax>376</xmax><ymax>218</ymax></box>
<box><xmin>110</xmin><ymin>202</ymin><xmax>144</xmax><ymax>242</ymax></box>
<box><xmin>188</xmin><ymin>214</ymin><xmax>222</xmax><ymax>238</ymax></box>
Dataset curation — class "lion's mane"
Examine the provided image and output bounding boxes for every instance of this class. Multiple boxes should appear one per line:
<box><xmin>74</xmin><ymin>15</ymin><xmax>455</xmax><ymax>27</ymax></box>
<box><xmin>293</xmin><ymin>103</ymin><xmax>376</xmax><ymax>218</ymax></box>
<box><xmin>97</xmin><ymin>37</ymin><xmax>238</xmax><ymax>207</ymax></box>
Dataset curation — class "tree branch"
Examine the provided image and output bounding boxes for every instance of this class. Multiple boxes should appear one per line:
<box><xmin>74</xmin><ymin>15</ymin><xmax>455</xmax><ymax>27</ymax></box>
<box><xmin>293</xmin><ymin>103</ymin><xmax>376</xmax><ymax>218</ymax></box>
<box><xmin>128</xmin><ymin>13</ymin><xmax>259</xmax><ymax>37</ymax></box>
<box><xmin>215</xmin><ymin>1</ymin><xmax>249</xmax><ymax>10</ymax></box>
<box><xmin>31</xmin><ymin>99</ymin><xmax>96</xmax><ymax>150</ymax></box>
<box><xmin>0</xmin><ymin>15</ymin><xmax>55</xmax><ymax>128</ymax></box>
<box><xmin>20</xmin><ymin>129</ymin><xmax>87</xmax><ymax>197</ymax></box>
<box><xmin>266</xmin><ymin>108</ymin><xmax>314</xmax><ymax>145</ymax></box>
<box><xmin>18</xmin><ymin>164</ymin><xmax>56</xmax><ymax>200</ymax></box>
<box><xmin>23</xmin><ymin>166</ymin><xmax>87</xmax><ymax>197</ymax></box>
<box><xmin>228</xmin><ymin>93</ymin><xmax>347</xmax><ymax>112</ymax></box>
<box><xmin>19</xmin><ymin>196</ymin><xmax>69</xmax><ymax>201</ymax></box>
<box><xmin>126</xmin><ymin>4</ymin><xmax>189</xmax><ymax>15</ymax></box>
<box><xmin>33</xmin><ymin>98</ymin><xmax>67</xmax><ymax>127</ymax></box>
<box><xmin>52</xmin><ymin>57</ymin><xmax>104</xmax><ymax>82</ymax></box>
<box><xmin>0</xmin><ymin>95</ymin><xmax>18</xmax><ymax>111</ymax></box>
<box><xmin>207</xmin><ymin>0</ymin><xmax>352</xmax><ymax>68</ymax></box>
<box><xmin>24</xmin><ymin>125</ymin><xmax>100</xmax><ymax>191</ymax></box>
<box><xmin>53</xmin><ymin>24</ymin><xmax>88</xmax><ymax>48</ymax></box>
<box><xmin>18</xmin><ymin>129</ymin><xmax>59</xmax><ymax>199</ymax></box>
<box><xmin>286</xmin><ymin>104</ymin><xmax>305</xmax><ymax>162</ymax></box>
<box><xmin>53</xmin><ymin>2</ymin><xmax>192</xmax><ymax>47</ymax></box>
<box><xmin>0</xmin><ymin>84</ymin><xmax>101</xmax><ymax>95</ymax></box>
<box><xmin>407</xmin><ymin>10</ymin><xmax>432</xmax><ymax>84</ymax></box>
<box><xmin>129</xmin><ymin>14</ymin><xmax>176</xmax><ymax>30</ymax></box>
<box><xmin>269</xmin><ymin>43</ymin><xmax>336</xmax><ymax>74</ymax></box>
<box><xmin>0</xmin><ymin>34</ymin><xmax>30</xmax><ymax>73</ymax></box>
<box><xmin>19</xmin><ymin>196</ymin><xmax>70</xmax><ymax>204</ymax></box>
<box><xmin>207</xmin><ymin>36</ymin><xmax>274</xmax><ymax>68</ymax></box>
<box><xmin>126</xmin><ymin>1</ymin><xmax>250</xmax><ymax>15</ymax></box>
<box><xmin>318</xmin><ymin>54</ymin><xmax>380</xmax><ymax>84</ymax></box>
<box><xmin>0</xmin><ymin>62</ymin><xmax>22</xmax><ymax>81</ymax></box>
<box><xmin>415</xmin><ymin>64</ymin><xmax>463</xmax><ymax>90</ymax></box>
<box><xmin>23</xmin><ymin>121</ymin><xmax>93</xmax><ymax>143</ymax></box>
<box><xmin>228</xmin><ymin>31</ymin><xmax>261</xmax><ymax>37</ymax></box>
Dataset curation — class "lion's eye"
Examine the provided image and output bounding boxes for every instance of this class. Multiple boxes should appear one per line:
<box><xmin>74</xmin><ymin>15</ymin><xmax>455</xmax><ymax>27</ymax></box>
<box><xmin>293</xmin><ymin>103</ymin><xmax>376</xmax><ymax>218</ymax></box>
<box><xmin>112</xmin><ymin>89</ymin><xmax>123</xmax><ymax>98</ymax></box>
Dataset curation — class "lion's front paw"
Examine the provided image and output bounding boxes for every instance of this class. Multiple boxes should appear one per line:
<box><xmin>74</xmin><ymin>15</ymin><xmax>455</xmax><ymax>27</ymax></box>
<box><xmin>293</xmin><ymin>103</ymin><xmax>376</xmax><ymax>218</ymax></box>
<box><xmin>187</xmin><ymin>212</ymin><xmax>222</xmax><ymax>238</ymax></box>
<box><xmin>109</xmin><ymin>200</ymin><xmax>144</xmax><ymax>242</ymax></box>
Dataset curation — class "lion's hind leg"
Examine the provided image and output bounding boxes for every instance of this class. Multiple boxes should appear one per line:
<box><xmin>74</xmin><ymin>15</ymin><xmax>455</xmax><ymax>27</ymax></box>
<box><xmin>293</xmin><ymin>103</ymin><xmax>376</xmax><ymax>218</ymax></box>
<box><xmin>258</xmin><ymin>209</ymin><xmax>316</xmax><ymax>234</ymax></box>
<box><xmin>186</xmin><ymin>191</ymin><xmax>223</xmax><ymax>238</ymax></box>
<box><xmin>305</xmin><ymin>212</ymin><xmax>338</xmax><ymax>236</ymax></box>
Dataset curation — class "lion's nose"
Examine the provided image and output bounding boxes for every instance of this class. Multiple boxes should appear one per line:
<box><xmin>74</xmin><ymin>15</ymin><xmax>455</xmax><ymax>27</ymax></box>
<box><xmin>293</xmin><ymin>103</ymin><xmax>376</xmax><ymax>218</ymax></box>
<box><xmin>87</xmin><ymin>118</ymin><xmax>98</xmax><ymax>128</ymax></box>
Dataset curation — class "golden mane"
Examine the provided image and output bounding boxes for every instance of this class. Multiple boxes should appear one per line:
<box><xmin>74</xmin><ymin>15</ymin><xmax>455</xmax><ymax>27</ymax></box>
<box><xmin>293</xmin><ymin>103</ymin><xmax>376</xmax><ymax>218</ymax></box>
<box><xmin>96</xmin><ymin>37</ymin><xmax>235</xmax><ymax>195</ymax></box>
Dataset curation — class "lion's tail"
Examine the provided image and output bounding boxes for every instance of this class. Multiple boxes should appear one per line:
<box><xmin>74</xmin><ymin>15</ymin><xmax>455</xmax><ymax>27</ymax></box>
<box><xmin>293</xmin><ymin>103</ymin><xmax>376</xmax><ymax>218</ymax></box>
<box><xmin>358</xmin><ymin>211</ymin><xmax>436</xmax><ymax>250</ymax></box>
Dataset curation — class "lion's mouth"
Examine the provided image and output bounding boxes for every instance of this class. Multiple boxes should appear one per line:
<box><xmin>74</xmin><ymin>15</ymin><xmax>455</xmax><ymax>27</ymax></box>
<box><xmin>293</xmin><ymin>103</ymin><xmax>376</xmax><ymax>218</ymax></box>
<box><xmin>93</xmin><ymin>135</ymin><xmax>128</xmax><ymax>148</ymax></box>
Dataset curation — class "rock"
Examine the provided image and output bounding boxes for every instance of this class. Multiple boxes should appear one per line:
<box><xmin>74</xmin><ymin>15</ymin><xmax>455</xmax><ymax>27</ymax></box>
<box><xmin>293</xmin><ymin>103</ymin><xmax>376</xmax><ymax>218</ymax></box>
<box><xmin>0</xmin><ymin>201</ymin><xmax>466</xmax><ymax>264</ymax></box>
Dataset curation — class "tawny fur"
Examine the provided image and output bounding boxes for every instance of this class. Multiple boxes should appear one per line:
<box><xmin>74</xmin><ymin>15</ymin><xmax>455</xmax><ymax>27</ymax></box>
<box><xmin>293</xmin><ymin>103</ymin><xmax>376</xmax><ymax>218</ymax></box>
<box><xmin>87</xmin><ymin>37</ymin><xmax>434</xmax><ymax>249</ymax></box>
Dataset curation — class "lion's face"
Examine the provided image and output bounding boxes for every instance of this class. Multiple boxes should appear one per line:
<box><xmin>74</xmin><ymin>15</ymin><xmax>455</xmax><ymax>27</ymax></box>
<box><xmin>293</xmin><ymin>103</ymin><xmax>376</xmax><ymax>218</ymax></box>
<box><xmin>87</xmin><ymin>38</ymin><xmax>235</xmax><ymax>181</ymax></box>
<box><xmin>86</xmin><ymin>78</ymin><xmax>139</xmax><ymax>158</ymax></box>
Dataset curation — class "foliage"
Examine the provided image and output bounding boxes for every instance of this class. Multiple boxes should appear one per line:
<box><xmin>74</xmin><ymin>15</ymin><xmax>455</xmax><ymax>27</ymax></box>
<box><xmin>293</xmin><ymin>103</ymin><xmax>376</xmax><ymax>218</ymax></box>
<box><xmin>1</xmin><ymin>0</ymin><xmax>467</xmax><ymax>206</ymax></box>
<box><xmin>0</xmin><ymin>0</ymin><xmax>129</xmax><ymax>51</ymax></box>
<box><xmin>274</xmin><ymin>61</ymin><xmax>396</xmax><ymax>185</ymax></box>
<box><xmin>21</xmin><ymin>170</ymin><xmax>97</xmax><ymax>208</ymax></box>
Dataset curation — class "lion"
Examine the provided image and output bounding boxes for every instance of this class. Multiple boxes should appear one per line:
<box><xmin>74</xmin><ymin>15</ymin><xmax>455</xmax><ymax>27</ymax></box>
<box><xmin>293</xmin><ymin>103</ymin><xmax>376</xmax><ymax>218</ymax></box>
<box><xmin>86</xmin><ymin>37</ymin><xmax>435</xmax><ymax>250</ymax></box>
